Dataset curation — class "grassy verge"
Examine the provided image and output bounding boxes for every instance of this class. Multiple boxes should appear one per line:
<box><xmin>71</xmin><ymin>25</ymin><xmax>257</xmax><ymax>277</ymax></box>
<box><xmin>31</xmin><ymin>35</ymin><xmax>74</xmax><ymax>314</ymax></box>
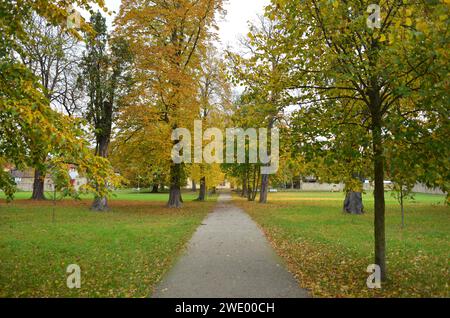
<box><xmin>0</xmin><ymin>193</ymin><xmax>217</xmax><ymax>297</ymax></box>
<box><xmin>234</xmin><ymin>191</ymin><xmax>449</xmax><ymax>298</ymax></box>
<box><xmin>0</xmin><ymin>190</ymin><xmax>202</xmax><ymax>202</ymax></box>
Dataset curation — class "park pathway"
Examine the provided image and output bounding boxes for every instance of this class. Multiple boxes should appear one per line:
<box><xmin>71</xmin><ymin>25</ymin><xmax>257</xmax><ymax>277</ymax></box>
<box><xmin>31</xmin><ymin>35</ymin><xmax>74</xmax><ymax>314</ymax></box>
<box><xmin>152</xmin><ymin>193</ymin><xmax>309</xmax><ymax>298</ymax></box>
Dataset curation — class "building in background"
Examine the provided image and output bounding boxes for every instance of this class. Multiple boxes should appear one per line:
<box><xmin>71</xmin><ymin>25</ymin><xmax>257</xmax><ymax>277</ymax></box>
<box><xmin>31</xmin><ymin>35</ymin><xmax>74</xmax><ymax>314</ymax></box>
<box><xmin>7</xmin><ymin>166</ymin><xmax>87</xmax><ymax>192</ymax></box>
<box><xmin>185</xmin><ymin>178</ymin><xmax>232</xmax><ymax>190</ymax></box>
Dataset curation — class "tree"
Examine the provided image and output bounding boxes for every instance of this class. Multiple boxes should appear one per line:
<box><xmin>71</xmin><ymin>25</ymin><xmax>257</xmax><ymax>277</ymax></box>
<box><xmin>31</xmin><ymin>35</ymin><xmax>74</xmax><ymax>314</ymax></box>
<box><xmin>268</xmin><ymin>0</ymin><xmax>449</xmax><ymax>280</ymax></box>
<box><xmin>220</xmin><ymin>93</ymin><xmax>264</xmax><ymax>202</ymax></box>
<box><xmin>193</xmin><ymin>48</ymin><xmax>231</xmax><ymax>201</ymax></box>
<box><xmin>227</xmin><ymin>15</ymin><xmax>290</xmax><ymax>204</ymax></box>
<box><xmin>191</xmin><ymin>163</ymin><xmax>224</xmax><ymax>201</ymax></box>
<box><xmin>271</xmin><ymin>132</ymin><xmax>307</xmax><ymax>190</ymax></box>
<box><xmin>386</xmin><ymin>96</ymin><xmax>450</xmax><ymax>227</ymax></box>
<box><xmin>80</xmin><ymin>12</ymin><xmax>133</xmax><ymax>211</ymax></box>
<box><xmin>18</xmin><ymin>14</ymin><xmax>84</xmax><ymax>200</ymax></box>
<box><xmin>1</xmin><ymin>0</ymin><xmax>120</xmax><ymax>203</ymax></box>
<box><xmin>109</xmin><ymin>120</ymin><xmax>171</xmax><ymax>193</ymax></box>
<box><xmin>291</xmin><ymin>108</ymin><xmax>371</xmax><ymax>214</ymax></box>
<box><xmin>116</xmin><ymin>0</ymin><xmax>224</xmax><ymax>208</ymax></box>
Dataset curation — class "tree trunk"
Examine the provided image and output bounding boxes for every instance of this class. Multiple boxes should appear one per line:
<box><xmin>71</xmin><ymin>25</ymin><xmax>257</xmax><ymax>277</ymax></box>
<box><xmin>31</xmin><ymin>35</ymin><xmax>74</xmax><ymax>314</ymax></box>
<box><xmin>96</xmin><ymin>134</ymin><xmax>110</xmax><ymax>158</ymax></box>
<box><xmin>259</xmin><ymin>120</ymin><xmax>274</xmax><ymax>203</ymax></box>
<box><xmin>247</xmin><ymin>168</ymin><xmax>255</xmax><ymax>201</ymax></box>
<box><xmin>400</xmin><ymin>188</ymin><xmax>405</xmax><ymax>229</ymax></box>
<box><xmin>151</xmin><ymin>184</ymin><xmax>159</xmax><ymax>193</ymax></box>
<box><xmin>259</xmin><ymin>173</ymin><xmax>269</xmax><ymax>203</ymax></box>
<box><xmin>248</xmin><ymin>167</ymin><xmax>260</xmax><ymax>202</ymax></box>
<box><xmin>241</xmin><ymin>176</ymin><xmax>248</xmax><ymax>197</ymax></box>
<box><xmin>192</xmin><ymin>180</ymin><xmax>197</xmax><ymax>192</ymax></box>
<box><xmin>91</xmin><ymin>196</ymin><xmax>108</xmax><ymax>211</ymax></box>
<box><xmin>372</xmin><ymin>111</ymin><xmax>387</xmax><ymax>281</ymax></box>
<box><xmin>168</xmin><ymin>185</ymin><xmax>183</xmax><ymax>208</ymax></box>
<box><xmin>31</xmin><ymin>168</ymin><xmax>46</xmax><ymax>200</ymax></box>
<box><xmin>168</xmin><ymin>162</ymin><xmax>183</xmax><ymax>208</ymax></box>
<box><xmin>91</xmin><ymin>134</ymin><xmax>110</xmax><ymax>211</ymax></box>
<box><xmin>197</xmin><ymin>177</ymin><xmax>206</xmax><ymax>201</ymax></box>
<box><xmin>343</xmin><ymin>191</ymin><xmax>364</xmax><ymax>214</ymax></box>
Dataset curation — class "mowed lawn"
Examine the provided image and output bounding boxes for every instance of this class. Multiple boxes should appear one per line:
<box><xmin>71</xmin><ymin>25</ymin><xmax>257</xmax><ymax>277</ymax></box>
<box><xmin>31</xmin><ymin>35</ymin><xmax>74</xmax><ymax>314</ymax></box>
<box><xmin>235</xmin><ymin>191</ymin><xmax>449</xmax><ymax>298</ymax></box>
<box><xmin>2</xmin><ymin>190</ymin><xmax>202</xmax><ymax>202</ymax></box>
<box><xmin>0</xmin><ymin>191</ymin><xmax>216</xmax><ymax>297</ymax></box>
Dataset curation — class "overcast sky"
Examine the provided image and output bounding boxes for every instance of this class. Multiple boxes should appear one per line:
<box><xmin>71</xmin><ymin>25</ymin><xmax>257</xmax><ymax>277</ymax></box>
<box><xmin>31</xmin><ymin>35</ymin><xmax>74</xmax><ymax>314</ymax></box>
<box><xmin>82</xmin><ymin>0</ymin><xmax>270</xmax><ymax>50</ymax></box>
<box><xmin>216</xmin><ymin>0</ymin><xmax>271</xmax><ymax>49</ymax></box>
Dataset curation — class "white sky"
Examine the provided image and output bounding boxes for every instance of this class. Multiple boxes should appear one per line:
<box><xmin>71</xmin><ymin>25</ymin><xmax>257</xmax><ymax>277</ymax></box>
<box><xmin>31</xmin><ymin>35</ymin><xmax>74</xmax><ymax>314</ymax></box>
<box><xmin>83</xmin><ymin>0</ymin><xmax>270</xmax><ymax>50</ymax></box>
<box><xmin>216</xmin><ymin>0</ymin><xmax>271</xmax><ymax>50</ymax></box>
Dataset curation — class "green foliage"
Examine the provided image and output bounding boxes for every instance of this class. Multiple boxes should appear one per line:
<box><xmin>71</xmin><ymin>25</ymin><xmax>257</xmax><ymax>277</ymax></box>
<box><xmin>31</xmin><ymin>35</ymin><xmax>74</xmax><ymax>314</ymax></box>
<box><xmin>267</xmin><ymin>0</ymin><xmax>449</xmax><ymax>196</ymax></box>
<box><xmin>0</xmin><ymin>1</ymin><xmax>122</xmax><ymax>202</ymax></box>
<box><xmin>0</xmin><ymin>168</ymin><xmax>16</xmax><ymax>202</ymax></box>
<box><xmin>80</xmin><ymin>11</ymin><xmax>134</xmax><ymax>145</ymax></box>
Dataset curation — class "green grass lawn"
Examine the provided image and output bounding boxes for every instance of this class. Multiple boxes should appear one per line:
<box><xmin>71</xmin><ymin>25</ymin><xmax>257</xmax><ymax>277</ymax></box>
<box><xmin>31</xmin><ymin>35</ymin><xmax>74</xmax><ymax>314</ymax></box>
<box><xmin>234</xmin><ymin>191</ymin><xmax>449</xmax><ymax>298</ymax></box>
<box><xmin>0</xmin><ymin>192</ymin><xmax>217</xmax><ymax>297</ymax></box>
<box><xmin>0</xmin><ymin>189</ymin><xmax>202</xmax><ymax>202</ymax></box>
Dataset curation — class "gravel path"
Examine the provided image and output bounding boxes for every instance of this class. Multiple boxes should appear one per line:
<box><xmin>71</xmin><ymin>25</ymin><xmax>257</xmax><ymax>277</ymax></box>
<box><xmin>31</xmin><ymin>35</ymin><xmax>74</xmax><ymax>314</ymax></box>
<box><xmin>152</xmin><ymin>193</ymin><xmax>310</xmax><ymax>298</ymax></box>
